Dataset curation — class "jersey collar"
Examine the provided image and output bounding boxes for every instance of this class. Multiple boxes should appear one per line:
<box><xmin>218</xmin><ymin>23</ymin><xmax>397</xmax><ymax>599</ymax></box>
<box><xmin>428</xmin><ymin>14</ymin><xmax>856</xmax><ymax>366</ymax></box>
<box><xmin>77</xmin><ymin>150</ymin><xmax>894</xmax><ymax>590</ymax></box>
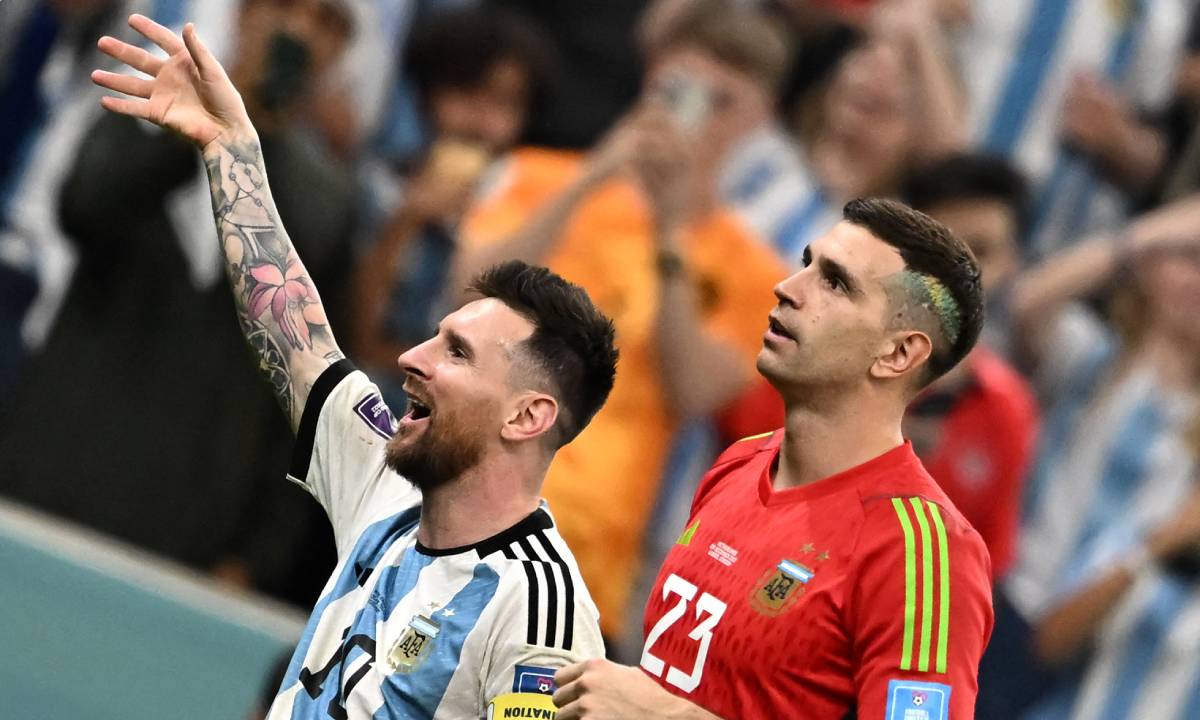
<box><xmin>413</xmin><ymin>505</ymin><xmax>554</xmax><ymax>558</ymax></box>
<box><xmin>757</xmin><ymin>440</ymin><xmax>922</xmax><ymax>506</ymax></box>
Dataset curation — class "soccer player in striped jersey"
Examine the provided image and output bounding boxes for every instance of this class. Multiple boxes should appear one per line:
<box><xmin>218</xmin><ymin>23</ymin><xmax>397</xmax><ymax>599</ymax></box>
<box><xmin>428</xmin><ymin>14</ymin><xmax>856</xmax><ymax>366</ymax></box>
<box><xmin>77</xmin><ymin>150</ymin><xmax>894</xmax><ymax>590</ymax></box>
<box><xmin>91</xmin><ymin>16</ymin><xmax>616</xmax><ymax>719</ymax></box>
<box><xmin>553</xmin><ymin>199</ymin><xmax>993</xmax><ymax>719</ymax></box>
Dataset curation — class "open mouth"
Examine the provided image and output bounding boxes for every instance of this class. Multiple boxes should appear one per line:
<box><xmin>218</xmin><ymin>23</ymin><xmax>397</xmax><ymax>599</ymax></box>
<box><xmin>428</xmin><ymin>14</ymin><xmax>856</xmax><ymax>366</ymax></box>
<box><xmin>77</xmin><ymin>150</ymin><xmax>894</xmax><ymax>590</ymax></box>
<box><xmin>403</xmin><ymin>390</ymin><xmax>433</xmax><ymax>424</ymax></box>
<box><xmin>767</xmin><ymin>315</ymin><xmax>796</xmax><ymax>342</ymax></box>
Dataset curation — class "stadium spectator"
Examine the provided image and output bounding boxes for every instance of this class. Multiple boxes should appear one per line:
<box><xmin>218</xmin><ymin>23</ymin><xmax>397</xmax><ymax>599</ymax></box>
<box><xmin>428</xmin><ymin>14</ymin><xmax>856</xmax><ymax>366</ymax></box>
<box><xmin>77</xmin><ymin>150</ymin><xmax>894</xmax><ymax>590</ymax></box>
<box><xmin>954</xmin><ymin>0</ymin><xmax>1191</xmax><ymax>256</ymax></box>
<box><xmin>764</xmin><ymin>0</ymin><xmax>966</xmax><ymax>264</ymax></box>
<box><xmin>0</xmin><ymin>0</ymin><xmax>241</xmax><ymax>421</ymax></box>
<box><xmin>1142</xmin><ymin>9</ymin><xmax>1200</xmax><ymax>206</ymax></box>
<box><xmin>906</xmin><ymin>152</ymin><xmax>1029</xmax><ymax>354</ymax></box>
<box><xmin>903</xmin><ymin>153</ymin><xmax>1039</xmax><ymax>579</ymax></box>
<box><xmin>977</xmin><ymin>195</ymin><xmax>1200</xmax><ymax>717</ymax></box>
<box><xmin>450</xmin><ymin>0</ymin><xmax>790</xmax><ymax>643</ymax></box>
<box><xmin>0</xmin><ymin>0</ymin><xmax>357</xmax><ymax>607</ymax></box>
<box><xmin>487</xmin><ymin>0</ymin><xmax>646</xmax><ymax>150</ymax></box>
<box><xmin>0</xmin><ymin>0</ymin><xmax>122</xmax><ymax>417</ymax></box>
<box><xmin>1028</xmin><ymin>464</ymin><xmax>1200</xmax><ymax>718</ymax></box>
<box><xmin>351</xmin><ymin>6</ymin><xmax>552</xmax><ymax>413</ymax></box>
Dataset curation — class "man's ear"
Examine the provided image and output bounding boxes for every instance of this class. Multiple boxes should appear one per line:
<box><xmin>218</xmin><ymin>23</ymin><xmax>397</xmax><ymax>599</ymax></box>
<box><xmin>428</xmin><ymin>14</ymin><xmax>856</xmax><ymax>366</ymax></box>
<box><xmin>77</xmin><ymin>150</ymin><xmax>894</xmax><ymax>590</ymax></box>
<box><xmin>501</xmin><ymin>392</ymin><xmax>559</xmax><ymax>443</ymax></box>
<box><xmin>870</xmin><ymin>330</ymin><xmax>933</xmax><ymax>381</ymax></box>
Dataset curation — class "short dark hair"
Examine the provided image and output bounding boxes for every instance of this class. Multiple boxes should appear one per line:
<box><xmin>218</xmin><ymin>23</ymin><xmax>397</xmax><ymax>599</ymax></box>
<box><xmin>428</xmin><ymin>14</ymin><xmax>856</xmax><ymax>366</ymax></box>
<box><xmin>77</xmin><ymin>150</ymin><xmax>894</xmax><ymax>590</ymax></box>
<box><xmin>405</xmin><ymin>7</ymin><xmax>554</xmax><ymax>110</ymax></box>
<box><xmin>843</xmin><ymin>198</ymin><xmax>983</xmax><ymax>385</ymax></box>
<box><xmin>905</xmin><ymin>153</ymin><xmax>1029</xmax><ymax>231</ymax></box>
<box><xmin>642</xmin><ymin>0</ymin><xmax>792</xmax><ymax>91</ymax></box>
<box><xmin>467</xmin><ymin>261</ymin><xmax>618</xmax><ymax>447</ymax></box>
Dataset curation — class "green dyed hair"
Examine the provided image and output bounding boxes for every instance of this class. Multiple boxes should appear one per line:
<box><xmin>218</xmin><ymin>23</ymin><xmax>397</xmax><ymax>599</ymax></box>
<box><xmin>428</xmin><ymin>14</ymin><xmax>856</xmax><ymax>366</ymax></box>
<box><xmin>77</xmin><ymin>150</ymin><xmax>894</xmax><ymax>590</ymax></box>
<box><xmin>843</xmin><ymin>198</ymin><xmax>983</xmax><ymax>385</ymax></box>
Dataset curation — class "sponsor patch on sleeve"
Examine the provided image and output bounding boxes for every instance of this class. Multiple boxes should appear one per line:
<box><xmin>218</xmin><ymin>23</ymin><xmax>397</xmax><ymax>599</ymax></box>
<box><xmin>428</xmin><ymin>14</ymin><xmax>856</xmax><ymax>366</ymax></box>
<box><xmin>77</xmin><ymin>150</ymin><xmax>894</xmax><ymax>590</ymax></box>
<box><xmin>487</xmin><ymin>692</ymin><xmax>557</xmax><ymax>719</ymax></box>
<box><xmin>886</xmin><ymin>679</ymin><xmax>950</xmax><ymax>720</ymax></box>
<box><xmin>353</xmin><ymin>393</ymin><xmax>397</xmax><ymax>439</ymax></box>
<box><xmin>512</xmin><ymin>664</ymin><xmax>557</xmax><ymax>695</ymax></box>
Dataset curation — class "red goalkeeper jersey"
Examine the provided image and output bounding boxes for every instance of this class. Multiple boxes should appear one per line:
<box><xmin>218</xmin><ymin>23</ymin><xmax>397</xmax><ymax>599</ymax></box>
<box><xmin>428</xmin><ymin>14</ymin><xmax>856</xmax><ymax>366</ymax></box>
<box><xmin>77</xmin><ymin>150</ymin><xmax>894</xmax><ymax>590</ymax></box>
<box><xmin>640</xmin><ymin>431</ymin><xmax>993</xmax><ymax>719</ymax></box>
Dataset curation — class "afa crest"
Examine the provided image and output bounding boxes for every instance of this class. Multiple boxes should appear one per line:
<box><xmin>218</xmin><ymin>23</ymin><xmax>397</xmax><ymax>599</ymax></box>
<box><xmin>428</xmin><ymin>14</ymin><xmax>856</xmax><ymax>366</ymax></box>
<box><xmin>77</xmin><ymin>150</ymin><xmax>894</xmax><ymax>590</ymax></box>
<box><xmin>750</xmin><ymin>559</ymin><xmax>814</xmax><ymax>617</ymax></box>
<box><xmin>387</xmin><ymin>615</ymin><xmax>440</xmax><ymax>673</ymax></box>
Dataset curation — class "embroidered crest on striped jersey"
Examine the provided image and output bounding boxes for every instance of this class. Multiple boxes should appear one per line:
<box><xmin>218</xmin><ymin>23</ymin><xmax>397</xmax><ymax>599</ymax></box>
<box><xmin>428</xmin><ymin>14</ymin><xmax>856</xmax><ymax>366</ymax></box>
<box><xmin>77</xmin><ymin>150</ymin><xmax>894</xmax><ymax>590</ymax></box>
<box><xmin>387</xmin><ymin>614</ymin><xmax>440</xmax><ymax>673</ymax></box>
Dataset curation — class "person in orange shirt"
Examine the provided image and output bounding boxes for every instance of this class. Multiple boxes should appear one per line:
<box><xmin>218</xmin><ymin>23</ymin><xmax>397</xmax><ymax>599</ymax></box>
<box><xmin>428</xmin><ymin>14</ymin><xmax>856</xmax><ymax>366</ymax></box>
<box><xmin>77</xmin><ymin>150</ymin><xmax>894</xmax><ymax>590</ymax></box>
<box><xmin>450</xmin><ymin>0</ymin><xmax>790</xmax><ymax>643</ymax></box>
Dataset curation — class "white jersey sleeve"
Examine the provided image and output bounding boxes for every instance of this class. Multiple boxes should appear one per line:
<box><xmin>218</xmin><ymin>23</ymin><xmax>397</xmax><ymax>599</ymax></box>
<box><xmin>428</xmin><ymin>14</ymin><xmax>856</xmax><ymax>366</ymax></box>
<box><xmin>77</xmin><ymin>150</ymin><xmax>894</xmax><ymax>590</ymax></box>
<box><xmin>286</xmin><ymin>359</ymin><xmax>422</xmax><ymax>556</ymax></box>
<box><xmin>478</xmin><ymin>527</ymin><xmax>606</xmax><ymax>713</ymax></box>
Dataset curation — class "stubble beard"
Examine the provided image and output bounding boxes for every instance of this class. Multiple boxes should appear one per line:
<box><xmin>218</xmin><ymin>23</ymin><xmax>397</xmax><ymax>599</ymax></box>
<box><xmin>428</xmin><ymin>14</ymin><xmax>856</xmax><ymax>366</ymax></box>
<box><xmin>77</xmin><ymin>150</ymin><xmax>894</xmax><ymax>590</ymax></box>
<box><xmin>384</xmin><ymin>413</ymin><xmax>486</xmax><ymax>492</ymax></box>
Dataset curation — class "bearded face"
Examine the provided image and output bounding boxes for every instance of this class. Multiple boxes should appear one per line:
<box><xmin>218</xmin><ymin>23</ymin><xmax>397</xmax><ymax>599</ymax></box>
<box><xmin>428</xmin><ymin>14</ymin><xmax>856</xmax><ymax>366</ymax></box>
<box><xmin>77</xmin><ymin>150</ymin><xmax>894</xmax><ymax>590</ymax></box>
<box><xmin>384</xmin><ymin>387</ymin><xmax>494</xmax><ymax>491</ymax></box>
<box><xmin>385</xmin><ymin>297</ymin><xmax>541</xmax><ymax>490</ymax></box>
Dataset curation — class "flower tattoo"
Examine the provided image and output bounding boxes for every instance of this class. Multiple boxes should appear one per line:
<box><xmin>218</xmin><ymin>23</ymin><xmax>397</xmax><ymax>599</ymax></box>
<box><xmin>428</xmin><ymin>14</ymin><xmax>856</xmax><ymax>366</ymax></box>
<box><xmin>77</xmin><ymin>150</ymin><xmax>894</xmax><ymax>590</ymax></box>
<box><xmin>247</xmin><ymin>258</ymin><xmax>328</xmax><ymax>349</ymax></box>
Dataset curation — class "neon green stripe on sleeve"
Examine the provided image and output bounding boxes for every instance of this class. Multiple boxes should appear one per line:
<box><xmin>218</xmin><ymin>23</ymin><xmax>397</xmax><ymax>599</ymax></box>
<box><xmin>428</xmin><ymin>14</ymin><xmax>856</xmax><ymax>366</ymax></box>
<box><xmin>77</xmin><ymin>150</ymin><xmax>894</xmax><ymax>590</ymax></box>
<box><xmin>928</xmin><ymin>501</ymin><xmax>951</xmax><ymax>674</ymax></box>
<box><xmin>891</xmin><ymin>498</ymin><xmax>917</xmax><ymax>671</ymax></box>
<box><xmin>909</xmin><ymin>497</ymin><xmax>935</xmax><ymax>672</ymax></box>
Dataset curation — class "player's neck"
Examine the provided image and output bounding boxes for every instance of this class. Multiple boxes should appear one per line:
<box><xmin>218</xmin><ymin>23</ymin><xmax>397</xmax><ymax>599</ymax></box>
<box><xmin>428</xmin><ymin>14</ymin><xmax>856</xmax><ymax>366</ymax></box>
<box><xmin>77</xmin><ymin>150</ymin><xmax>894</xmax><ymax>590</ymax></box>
<box><xmin>774</xmin><ymin>396</ymin><xmax>904</xmax><ymax>490</ymax></box>
<box><xmin>416</xmin><ymin>462</ymin><xmax>541</xmax><ymax>551</ymax></box>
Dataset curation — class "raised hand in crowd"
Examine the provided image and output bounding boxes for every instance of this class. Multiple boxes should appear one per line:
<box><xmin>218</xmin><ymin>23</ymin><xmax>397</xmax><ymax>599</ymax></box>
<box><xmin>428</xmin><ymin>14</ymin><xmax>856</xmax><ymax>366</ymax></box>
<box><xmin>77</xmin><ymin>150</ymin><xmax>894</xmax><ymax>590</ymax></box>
<box><xmin>1035</xmin><ymin>481</ymin><xmax>1200</xmax><ymax>666</ymax></box>
<box><xmin>1061</xmin><ymin>70</ymin><xmax>1166</xmax><ymax>192</ymax></box>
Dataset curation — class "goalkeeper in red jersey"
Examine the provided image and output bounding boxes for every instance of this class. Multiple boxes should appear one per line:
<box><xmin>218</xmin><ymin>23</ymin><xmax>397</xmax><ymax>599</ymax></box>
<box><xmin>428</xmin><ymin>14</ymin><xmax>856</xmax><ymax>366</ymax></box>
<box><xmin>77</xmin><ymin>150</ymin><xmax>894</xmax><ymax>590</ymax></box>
<box><xmin>553</xmin><ymin>198</ymin><xmax>993</xmax><ymax>720</ymax></box>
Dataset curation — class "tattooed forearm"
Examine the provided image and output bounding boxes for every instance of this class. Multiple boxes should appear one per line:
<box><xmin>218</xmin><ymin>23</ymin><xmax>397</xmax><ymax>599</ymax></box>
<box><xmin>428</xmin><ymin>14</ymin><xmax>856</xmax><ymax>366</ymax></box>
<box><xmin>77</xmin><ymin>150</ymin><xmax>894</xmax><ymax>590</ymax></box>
<box><xmin>203</xmin><ymin>136</ymin><xmax>343</xmax><ymax>429</ymax></box>
<box><xmin>239</xmin><ymin>314</ymin><xmax>295</xmax><ymax>419</ymax></box>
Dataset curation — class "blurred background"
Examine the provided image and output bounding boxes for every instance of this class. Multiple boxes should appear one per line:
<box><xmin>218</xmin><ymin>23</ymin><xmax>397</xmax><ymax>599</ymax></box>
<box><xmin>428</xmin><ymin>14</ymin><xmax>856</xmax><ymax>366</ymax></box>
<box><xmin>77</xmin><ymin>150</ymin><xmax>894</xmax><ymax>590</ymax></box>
<box><xmin>3</xmin><ymin>0</ymin><xmax>1200</xmax><ymax>717</ymax></box>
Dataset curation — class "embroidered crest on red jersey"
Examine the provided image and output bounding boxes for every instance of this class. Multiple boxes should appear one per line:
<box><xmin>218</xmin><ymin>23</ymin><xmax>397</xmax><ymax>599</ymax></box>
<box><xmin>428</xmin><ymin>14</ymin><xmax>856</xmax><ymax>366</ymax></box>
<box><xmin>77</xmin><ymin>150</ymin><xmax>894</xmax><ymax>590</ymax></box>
<box><xmin>750</xmin><ymin>560</ymin><xmax>810</xmax><ymax>616</ymax></box>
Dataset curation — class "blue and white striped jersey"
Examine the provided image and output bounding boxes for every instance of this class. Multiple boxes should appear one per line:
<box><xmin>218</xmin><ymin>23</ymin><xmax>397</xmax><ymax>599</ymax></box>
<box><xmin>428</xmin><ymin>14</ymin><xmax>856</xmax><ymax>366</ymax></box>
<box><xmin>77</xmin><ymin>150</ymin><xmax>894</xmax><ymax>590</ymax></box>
<box><xmin>1005</xmin><ymin>307</ymin><xmax>1197</xmax><ymax>622</ymax></box>
<box><xmin>955</xmin><ymin>0</ymin><xmax>1190</xmax><ymax>255</ymax></box>
<box><xmin>1055</xmin><ymin>570</ymin><xmax>1200</xmax><ymax>719</ymax></box>
<box><xmin>719</xmin><ymin>127</ymin><xmax>839</xmax><ymax>266</ymax></box>
<box><xmin>267</xmin><ymin>360</ymin><xmax>605</xmax><ymax>719</ymax></box>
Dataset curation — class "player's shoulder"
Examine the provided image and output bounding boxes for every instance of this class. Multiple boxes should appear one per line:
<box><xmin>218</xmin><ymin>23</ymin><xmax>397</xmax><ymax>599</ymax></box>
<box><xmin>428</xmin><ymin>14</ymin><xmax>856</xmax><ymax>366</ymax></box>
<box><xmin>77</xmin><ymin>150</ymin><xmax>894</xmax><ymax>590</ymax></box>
<box><xmin>295</xmin><ymin>360</ymin><xmax>397</xmax><ymax>443</ymax></box>
<box><xmin>692</xmin><ymin>430</ymin><xmax>783</xmax><ymax>509</ymax></box>
<box><xmin>854</xmin><ymin>455</ymin><xmax>988</xmax><ymax>564</ymax></box>
<box><xmin>288</xmin><ymin>359</ymin><xmax>399</xmax><ymax>482</ymax></box>
<box><xmin>477</xmin><ymin>507</ymin><xmax>598</xmax><ymax>650</ymax></box>
<box><xmin>850</xmin><ymin>484</ymin><xmax>992</xmax><ymax>607</ymax></box>
<box><xmin>711</xmin><ymin>429</ymin><xmax>783</xmax><ymax>471</ymax></box>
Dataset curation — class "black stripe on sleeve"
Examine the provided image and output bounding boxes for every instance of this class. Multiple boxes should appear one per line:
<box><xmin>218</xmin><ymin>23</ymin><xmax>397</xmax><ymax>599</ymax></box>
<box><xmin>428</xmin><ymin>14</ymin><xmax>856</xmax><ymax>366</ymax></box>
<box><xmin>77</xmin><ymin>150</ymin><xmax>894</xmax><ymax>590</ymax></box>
<box><xmin>535</xmin><ymin>531</ymin><xmax>575</xmax><ymax>651</ymax></box>
<box><xmin>505</xmin><ymin>544</ymin><xmax>540</xmax><ymax>645</ymax></box>
<box><xmin>520</xmin><ymin>536</ymin><xmax>557</xmax><ymax>648</ymax></box>
<box><xmin>288</xmin><ymin>358</ymin><xmax>356</xmax><ymax>482</ymax></box>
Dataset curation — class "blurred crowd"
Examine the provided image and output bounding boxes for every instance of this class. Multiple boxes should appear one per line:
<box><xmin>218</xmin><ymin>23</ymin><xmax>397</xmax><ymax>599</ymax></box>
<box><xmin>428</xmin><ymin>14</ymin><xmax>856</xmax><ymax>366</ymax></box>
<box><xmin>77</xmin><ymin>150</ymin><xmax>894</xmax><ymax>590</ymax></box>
<box><xmin>3</xmin><ymin>0</ymin><xmax>1200</xmax><ymax>717</ymax></box>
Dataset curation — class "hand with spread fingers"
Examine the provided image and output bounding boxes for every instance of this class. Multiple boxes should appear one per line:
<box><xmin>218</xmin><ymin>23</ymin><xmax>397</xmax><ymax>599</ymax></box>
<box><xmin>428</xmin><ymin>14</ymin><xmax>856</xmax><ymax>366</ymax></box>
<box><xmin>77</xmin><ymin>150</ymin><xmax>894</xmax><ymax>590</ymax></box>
<box><xmin>92</xmin><ymin>14</ymin><xmax>251</xmax><ymax>150</ymax></box>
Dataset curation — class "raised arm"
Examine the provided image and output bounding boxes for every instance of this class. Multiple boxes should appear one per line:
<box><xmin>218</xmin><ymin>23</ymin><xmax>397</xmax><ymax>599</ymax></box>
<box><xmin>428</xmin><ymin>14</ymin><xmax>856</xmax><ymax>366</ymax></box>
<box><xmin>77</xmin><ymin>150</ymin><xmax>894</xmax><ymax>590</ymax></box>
<box><xmin>1010</xmin><ymin>192</ymin><xmax>1200</xmax><ymax>369</ymax></box>
<box><xmin>1033</xmin><ymin>485</ymin><xmax>1200</xmax><ymax>666</ymax></box>
<box><xmin>92</xmin><ymin>15</ymin><xmax>342</xmax><ymax>429</ymax></box>
<box><xmin>630</xmin><ymin>109</ymin><xmax>756</xmax><ymax>419</ymax></box>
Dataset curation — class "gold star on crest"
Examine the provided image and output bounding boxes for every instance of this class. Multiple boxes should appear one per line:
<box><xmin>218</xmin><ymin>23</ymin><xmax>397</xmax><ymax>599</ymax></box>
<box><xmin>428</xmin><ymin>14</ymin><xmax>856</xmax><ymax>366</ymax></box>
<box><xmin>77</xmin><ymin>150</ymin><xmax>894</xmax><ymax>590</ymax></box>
<box><xmin>801</xmin><ymin>543</ymin><xmax>816</xmax><ymax>553</ymax></box>
<box><xmin>817</xmin><ymin>551</ymin><xmax>830</xmax><ymax>562</ymax></box>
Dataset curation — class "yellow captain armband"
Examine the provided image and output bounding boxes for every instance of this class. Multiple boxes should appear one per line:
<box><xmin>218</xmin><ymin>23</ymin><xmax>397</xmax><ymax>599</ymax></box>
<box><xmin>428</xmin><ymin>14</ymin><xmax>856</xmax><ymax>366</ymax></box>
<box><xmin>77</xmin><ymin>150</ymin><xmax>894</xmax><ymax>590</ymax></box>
<box><xmin>486</xmin><ymin>692</ymin><xmax>558</xmax><ymax>719</ymax></box>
